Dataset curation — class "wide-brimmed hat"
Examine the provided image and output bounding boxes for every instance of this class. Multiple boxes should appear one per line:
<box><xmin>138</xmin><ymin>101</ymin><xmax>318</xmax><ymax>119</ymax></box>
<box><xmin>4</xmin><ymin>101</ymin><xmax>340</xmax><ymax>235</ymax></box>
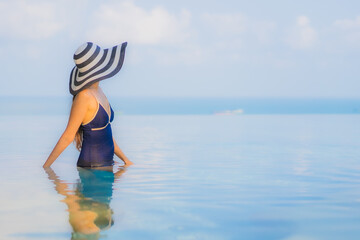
<box><xmin>69</xmin><ymin>42</ymin><xmax>127</xmax><ymax>95</ymax></box>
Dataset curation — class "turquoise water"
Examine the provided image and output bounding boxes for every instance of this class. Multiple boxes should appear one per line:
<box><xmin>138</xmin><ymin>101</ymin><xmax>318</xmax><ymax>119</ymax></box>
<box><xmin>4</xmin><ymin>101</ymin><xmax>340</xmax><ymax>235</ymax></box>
<box><xmin>1</xmin><ymin>101</ymin><xmax>360</xmax><ymax>239</ymax></box>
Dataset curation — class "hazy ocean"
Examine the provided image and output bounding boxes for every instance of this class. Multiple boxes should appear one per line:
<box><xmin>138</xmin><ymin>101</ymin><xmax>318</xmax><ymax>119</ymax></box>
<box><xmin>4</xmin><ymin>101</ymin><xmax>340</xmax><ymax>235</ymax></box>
<box><xmin>0</xmin><ymin>97</ymin><xmax>360</xmax><ymax>239</ymax></box>
<box><xmin>1</xmin><ymin>96</ymin><xmax>360</xmax><ymax>115</ymax></box>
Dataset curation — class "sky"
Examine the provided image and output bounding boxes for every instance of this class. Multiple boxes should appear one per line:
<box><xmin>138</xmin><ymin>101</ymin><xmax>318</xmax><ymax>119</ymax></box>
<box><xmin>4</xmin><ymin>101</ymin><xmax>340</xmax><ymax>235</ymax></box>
<box><xmin>0</xmin><ymin>0</ymin><xmax>359</xmax><ymax>98</ymax></box>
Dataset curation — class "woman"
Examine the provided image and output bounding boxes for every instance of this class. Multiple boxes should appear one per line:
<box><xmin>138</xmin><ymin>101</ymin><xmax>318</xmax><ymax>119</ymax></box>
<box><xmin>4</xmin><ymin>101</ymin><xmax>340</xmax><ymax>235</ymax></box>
<box><xmin>43</xmin><ymin>42</ymin><xmax>133</xmax><ymax>168</ymax></box>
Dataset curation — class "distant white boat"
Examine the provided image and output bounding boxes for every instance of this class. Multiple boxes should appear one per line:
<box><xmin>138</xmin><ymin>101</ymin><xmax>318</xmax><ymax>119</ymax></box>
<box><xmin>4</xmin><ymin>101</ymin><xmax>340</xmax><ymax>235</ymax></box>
<box><xmin>214</xmin><ymin>109</ymin><xmax>244</xmax><ymax>115</ymax></box>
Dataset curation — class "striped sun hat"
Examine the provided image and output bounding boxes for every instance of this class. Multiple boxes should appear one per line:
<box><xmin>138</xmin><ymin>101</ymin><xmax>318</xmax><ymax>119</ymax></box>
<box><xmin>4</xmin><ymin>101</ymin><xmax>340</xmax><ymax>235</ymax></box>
<box><xmin>69</xmin><ymin>42</ymin><xmax>127</xmax><ymax>95</ymax></box>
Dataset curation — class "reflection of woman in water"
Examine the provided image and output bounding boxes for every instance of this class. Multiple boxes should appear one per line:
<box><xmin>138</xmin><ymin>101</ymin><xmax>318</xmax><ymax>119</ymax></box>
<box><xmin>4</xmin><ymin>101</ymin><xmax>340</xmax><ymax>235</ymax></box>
<box><xmin>43</xmin><ymin>42</ymin><xmax>133</xmax><ymax>168</ymax></box>
<box><xmin>45</xmin><ymin>167</ymin><xmax>126</xmax><ymax>238</ymax></box>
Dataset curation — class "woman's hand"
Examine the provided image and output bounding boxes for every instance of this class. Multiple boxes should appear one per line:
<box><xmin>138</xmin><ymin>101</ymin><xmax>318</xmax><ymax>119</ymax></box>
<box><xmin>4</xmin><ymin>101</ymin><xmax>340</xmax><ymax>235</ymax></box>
<box><xmin>123</xmin><ymin>158</ymin><xmax>134</xmax><ymax>166</ymax></box>
<box><xmin>113</xmin><ymin>137</ymin><xmax>133</xmax><ymax>167</ymax></box>
<box><xmin>114</xmin><ymin>158</ymin><xmax>133</xmax><ymax>167</ymax></box>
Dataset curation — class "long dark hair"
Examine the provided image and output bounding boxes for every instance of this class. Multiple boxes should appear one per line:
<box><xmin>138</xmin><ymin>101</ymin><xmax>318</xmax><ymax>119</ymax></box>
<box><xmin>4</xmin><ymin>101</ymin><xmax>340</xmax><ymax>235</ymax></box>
<box><xmin>72</xmin><ymin>95</ymin><xmax>83</xmax><ymax>151</ymax></box>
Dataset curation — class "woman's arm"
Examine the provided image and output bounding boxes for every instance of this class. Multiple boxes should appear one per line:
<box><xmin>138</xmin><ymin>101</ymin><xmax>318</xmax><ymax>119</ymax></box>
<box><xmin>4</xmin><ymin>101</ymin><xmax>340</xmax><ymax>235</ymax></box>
<box><xmin>113</xmin><ymin>137</ymin><xmax>133</xmax><ymax>166</ymax></box>
<box><xmin>43</xmin><ymin>92</ymin><xmax>90</xmax><ymax>168</ymax></box>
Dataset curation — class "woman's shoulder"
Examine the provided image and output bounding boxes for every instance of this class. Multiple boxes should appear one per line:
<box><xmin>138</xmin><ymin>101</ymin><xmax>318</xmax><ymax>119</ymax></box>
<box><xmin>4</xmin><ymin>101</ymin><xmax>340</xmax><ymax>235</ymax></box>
<box><xmin>75</xmin><ymin>89</ymin><xmax>93</xmax><ymax>101</ymax></box>
<box><xmin>73</xmin><ymin>89</ymin><xmax>97</xmax><ymax>109</ymax></box>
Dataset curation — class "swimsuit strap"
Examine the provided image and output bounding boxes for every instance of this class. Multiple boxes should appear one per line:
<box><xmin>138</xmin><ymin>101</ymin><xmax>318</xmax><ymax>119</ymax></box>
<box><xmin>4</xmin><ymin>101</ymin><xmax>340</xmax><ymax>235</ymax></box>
<box><xmin>89</xmin><ymin>91</ymin><xmax>100</xmax><ymax>105</ymax></box>
<box><xmin>89</xmin><ymin>91</ymin><xmax>111</xmax><ymax>118</ymax></box>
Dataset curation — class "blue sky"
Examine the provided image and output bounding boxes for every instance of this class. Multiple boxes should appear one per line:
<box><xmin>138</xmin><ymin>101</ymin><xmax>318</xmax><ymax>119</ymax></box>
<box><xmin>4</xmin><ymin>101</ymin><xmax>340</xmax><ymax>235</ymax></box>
<box><xmin>0</xmin><ymin>0</ymin><xmax>359</xmax><ymax>98</ymax></box>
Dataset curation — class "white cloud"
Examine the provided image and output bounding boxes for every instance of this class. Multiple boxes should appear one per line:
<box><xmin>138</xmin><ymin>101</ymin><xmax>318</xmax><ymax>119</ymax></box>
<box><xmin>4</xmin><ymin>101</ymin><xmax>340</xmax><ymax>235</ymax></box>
<box><xmin>201</xmin><ymin>13</ymin><xmax>276</xmax><ymax>46</ymax></box>
<box><xmin>201</xmin><ymin>13</ymin><xmax>247</xmax><ymax>36</ymax></box>
<box><xmin>149</xmin><ymin>44</ymin><xmax>204</xmax><ymax>65</ymax></box>
<box><xmin>87</xmin><ymin>0</ymin><xmax>192</xmax><ymax>46</ymax></box>
<box><xmin>0</xmin><ymin>0</ymin><xmax>63</xmax><ymax>40</ymax></box>
<box><xmin>251</xmin><ymin>20</ymin><xmax>276</xmax><ymax>44</ymax></box>
<box><xmin>297</xmin><ymin>15</ymin><xmax>310</xmax><ymax>27</ymax></box>
<box><xmin>333</xmin><ymin>16</ymin><xmax>360</xmax><ymax>45</ymax></box>
<box><xmin>286</xmin><ymin>16</ymin><xmax>318</xmax><ymax>49</ymax></box>
<box><xmin>334</xmin><ymin>16</ymin><xmax>360</xmax><ymax>29</ymax></box>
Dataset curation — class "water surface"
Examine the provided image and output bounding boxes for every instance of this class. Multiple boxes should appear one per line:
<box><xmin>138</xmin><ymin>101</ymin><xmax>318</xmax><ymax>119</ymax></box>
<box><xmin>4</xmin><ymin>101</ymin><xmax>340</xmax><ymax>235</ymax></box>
<box><xmin>0</xmin><ymin>114</ymin><xmax>360</xmax><ymax>239</ymax></box>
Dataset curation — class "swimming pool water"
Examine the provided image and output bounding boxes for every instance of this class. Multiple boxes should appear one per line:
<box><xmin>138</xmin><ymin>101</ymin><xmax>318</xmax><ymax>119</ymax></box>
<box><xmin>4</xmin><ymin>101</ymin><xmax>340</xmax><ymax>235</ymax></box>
<box><xmin>1</xmin><ymin>114</ymin><xmax>360</xmax><ymax>239</ymax></box>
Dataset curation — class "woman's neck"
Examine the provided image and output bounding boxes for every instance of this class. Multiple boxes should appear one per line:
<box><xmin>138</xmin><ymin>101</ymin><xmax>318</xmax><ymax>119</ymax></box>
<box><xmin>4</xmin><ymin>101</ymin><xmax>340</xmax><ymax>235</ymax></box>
<box><xmin>89</xmin><ymin>82</ymin><xmax>100</xmax><ymax>90</ymax></box>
